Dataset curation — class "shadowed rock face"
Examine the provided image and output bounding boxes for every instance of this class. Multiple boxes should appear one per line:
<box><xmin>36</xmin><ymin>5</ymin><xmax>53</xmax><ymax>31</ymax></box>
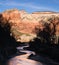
<box><xmin>0</xmin><ymin>9</ymin><xmax>59</xmax><ymax>43</ymax></box>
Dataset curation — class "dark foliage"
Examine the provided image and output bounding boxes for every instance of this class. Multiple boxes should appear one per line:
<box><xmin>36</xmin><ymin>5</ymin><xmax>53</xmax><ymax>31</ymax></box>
<box><xmin>0</xmin><ymin>25</ymin><xmax>18</xmax><ymax>62</ymax></box>
<box><xmin>28</xmin><ymin>29</ymin><xmax>59</xmax><ymax>62</ymax></box>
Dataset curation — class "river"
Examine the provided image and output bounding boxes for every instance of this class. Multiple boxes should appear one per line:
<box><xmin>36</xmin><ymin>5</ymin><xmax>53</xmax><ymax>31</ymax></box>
<box><xmin>6</xmin><ymin>44</ymin><xmax>59</xmax><ymax>65</ymax></box>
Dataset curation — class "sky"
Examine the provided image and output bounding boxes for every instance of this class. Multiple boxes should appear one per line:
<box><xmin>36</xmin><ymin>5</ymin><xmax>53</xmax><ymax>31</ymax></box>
<box><xmin>0</xmin><ymin>0</ymin><xmax>59</xmax><ymax>13</ymax></box>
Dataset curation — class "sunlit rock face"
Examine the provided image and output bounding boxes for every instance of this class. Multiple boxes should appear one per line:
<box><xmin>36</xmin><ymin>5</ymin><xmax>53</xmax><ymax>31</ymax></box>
<box><xmin>0</xmin><ymin>9</ymin><xmax>59</xmax><ymax>43</ymax></box>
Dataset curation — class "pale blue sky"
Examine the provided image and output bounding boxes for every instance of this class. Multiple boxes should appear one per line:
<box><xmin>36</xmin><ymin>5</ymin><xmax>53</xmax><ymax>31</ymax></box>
<box><xmin>0</xmin><ymin>0</ymin><xmax>59</xmax><ymax>13</ymax></box>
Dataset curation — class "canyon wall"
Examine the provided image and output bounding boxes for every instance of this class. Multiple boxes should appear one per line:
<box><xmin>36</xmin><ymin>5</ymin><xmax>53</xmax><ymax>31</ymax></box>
<box><xmin>0</xmin><ymin>9</ymin><xmax>59</xmax><ymax>44</ymax></box>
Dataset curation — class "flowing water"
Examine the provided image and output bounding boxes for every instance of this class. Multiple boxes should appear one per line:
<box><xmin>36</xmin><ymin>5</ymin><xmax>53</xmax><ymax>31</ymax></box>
<box><xmin>7</xmin><ymin>44</ymin><xmax>59</xmax><ymax>65</ymax></box>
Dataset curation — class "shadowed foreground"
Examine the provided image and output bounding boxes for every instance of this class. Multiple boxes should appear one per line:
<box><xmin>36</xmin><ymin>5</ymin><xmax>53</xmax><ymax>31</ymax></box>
<box><xmin>7</xmin><ymin>55</ymin><xmax>43</xmax><ymax>65</ymax></box>
<box><xmin>7</xmin><ymin>51</ymin><xmax>59</xmax><ymax>65</ymax></box>
<box><xmin>6</xmin><ymin>45</ymin><xmax>59</xmax><ymax>65</ymax></box>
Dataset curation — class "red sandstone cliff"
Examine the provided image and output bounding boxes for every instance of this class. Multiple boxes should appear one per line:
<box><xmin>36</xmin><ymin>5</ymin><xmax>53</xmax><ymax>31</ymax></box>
<box><xmin>0</xmin><ymin>9</ymin><xmax>59</xmax><ymax>43</ymax></box>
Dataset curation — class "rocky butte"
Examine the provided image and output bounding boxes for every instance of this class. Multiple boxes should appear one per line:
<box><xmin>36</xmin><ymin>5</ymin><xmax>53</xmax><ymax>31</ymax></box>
<box><xmin>0</xmin><ymin>9</ymin><xmax>59</xmax><ymax>44</ymax></box>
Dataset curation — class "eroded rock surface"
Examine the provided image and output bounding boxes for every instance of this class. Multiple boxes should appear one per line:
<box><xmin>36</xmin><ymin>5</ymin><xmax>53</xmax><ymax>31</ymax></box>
<box><xmin>0</xmin><ymin>9</ymin><xmax>59</xmax><ymax>43</ymax></box>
